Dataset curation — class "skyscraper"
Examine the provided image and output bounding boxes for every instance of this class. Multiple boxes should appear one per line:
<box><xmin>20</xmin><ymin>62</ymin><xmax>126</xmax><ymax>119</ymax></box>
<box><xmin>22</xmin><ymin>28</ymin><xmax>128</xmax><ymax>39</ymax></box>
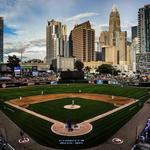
<box><xmin>136</xmin><ymin>5</ymin><xmax>150</xmax><ymax>72</ymax></box>
<box><xmin>69</xmin><ymin>21</ymin><xmax>95</xmax><ymax>62</ymax></box>
<box><xmin>138</xmin><ymin>5</ymin><xmax>150</xmax><ymax>53</ymax></box>
<box><xmin>109</xmin><ymin>6</ymin><xmax>121</xmax><ymax>33</ymax></box>
<box><xmin>0</xmin><ymin>17</ymin><xmax>3</xmax><ymax>63</ymax></box>
<box><xmin>46</xmin><ymin>20</ymin><xmax>67</xmax><ymax>64</ymax></box>
<box><xmin>131</xmin><ymin>26</ymin><xmax>138</xmax><ymax>41</ymax></box>
<box><xmin>99</xmin><ymin>5</ymin><xmax>129</xmax><ymax>71</ymax></box>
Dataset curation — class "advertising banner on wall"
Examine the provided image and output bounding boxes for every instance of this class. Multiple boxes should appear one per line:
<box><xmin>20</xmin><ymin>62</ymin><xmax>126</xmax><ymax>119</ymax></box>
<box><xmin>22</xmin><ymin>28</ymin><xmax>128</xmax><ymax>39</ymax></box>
<box><xmin>21</xmin><ymin>66</ymin><xmax>32</xmax><ymax>77</ymax></box>
<box><xmin>14</xmin><ymin>66</ymin><xmax>21</xmax><ymax>77</ymax></box>
<box><xmin>96</xmin><ymin>80</ymin><xmax>103</xmax><ymax>84</ymax></box>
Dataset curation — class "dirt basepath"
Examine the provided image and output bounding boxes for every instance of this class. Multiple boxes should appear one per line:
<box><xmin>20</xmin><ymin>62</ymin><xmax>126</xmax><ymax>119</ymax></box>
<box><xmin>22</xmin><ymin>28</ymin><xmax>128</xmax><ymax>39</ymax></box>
<box><xmin>8</xmin><ymin>93</ymin><xmax>134</xmax><ymax>107</ymax></box>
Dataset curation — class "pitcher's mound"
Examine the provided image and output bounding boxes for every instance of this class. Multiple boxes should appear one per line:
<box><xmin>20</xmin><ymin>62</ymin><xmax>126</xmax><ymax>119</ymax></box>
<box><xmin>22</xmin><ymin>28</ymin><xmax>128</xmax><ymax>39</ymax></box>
<box><xmin>64</xmin><ymin>105</ymin><xmax>81</xmax><ymax>109</ymax></box>
<box><xmin>51</xmin><ymin>122</ymin><xmax>92</xmax><ymax>136</ymax></box>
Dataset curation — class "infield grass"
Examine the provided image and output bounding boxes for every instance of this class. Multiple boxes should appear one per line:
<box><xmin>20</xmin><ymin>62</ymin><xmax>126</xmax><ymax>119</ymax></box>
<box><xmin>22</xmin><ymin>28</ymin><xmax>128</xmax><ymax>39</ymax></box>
<box><xmin>27</xmin><ymin>98</ymin><xmax>116</xmax><ymax>123</ymax></box>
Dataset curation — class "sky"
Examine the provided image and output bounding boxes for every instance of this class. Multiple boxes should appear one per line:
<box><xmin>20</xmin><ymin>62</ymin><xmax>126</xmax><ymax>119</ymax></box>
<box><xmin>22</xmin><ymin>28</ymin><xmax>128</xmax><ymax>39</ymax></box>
<box><xmin>0</xmin><ymin>0</ymin><xmax>150</xmax><ymax>62</ymax></box>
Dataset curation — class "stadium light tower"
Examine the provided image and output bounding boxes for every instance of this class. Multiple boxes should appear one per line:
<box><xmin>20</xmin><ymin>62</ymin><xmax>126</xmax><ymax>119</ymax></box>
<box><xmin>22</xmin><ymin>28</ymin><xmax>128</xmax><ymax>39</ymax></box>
<box><xmin>20</xmin><ymin>48</ymin><xmax>23</xmax><ymax>63</ymax></box>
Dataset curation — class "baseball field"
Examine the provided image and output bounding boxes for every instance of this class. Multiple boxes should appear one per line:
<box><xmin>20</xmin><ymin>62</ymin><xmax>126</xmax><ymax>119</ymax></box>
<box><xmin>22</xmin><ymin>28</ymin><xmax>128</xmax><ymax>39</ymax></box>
<box><xmin>0</xmin><ymin>84</ymin><xmax>149</xmax><ymax>149</ymax></box>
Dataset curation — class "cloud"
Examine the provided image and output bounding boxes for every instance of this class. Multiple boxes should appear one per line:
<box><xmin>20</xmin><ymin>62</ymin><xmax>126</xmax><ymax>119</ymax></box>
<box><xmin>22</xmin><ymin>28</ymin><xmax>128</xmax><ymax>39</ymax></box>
<box><xmin>29</xmin><ymin>39</ymin><xmax>46</xmax><ymax>47</ymax></box>
<box><xmin>24</xmin><ymin>46</ymin><xmax>45</xmax><ymax>55</ymax></box>
<box><xmin>4</xmin><ymin>38</ymin><xmax>46</xmax><ymax>62</ymax></box>
<box><xmin>1</xmin><ymin>0</ymin><xmax>48</xmax><ymax>43</ymax></box>
<box><xmin>5</xmin><ymin>52</ymin><xmax>21</xmax><ymax>57</ymax></box>
<box><xmin>60</xmin><ymin>12</ymin><xmax>99</xmax><ymax>36</ymax></box>
<box><xmin>4</xmin><ymin>42</ymin><xmax>24</xmax><ymax>54</ymax></box>
<box><xmin>66</xmin><ymin>12</ymin><xmax>99</xmax><ymax>22</ymax></box>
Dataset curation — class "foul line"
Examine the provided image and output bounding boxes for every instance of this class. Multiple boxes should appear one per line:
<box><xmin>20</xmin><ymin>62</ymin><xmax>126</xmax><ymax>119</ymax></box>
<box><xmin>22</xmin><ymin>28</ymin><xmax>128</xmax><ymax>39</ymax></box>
<box><xmin>83</xmin><ymin>100</ymin><xmax>138</xmax><ymax>123</ymax></box>
<box><xmin>5</xmin><ymin>99</ymin><xmax>138</xmax><ymax>126</ymax></box>
<box><xmin>5</xmin><ymin>101</ymin><xmax>61</xmax><ymax>124</ymax></box>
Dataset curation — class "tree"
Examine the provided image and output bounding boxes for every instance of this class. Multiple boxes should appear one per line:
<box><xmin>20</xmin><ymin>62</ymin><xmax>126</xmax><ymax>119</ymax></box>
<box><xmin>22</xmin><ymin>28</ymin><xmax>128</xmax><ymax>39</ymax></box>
<box><xmin>7</xmin><ymin>55</ymin><xmax>21</xmax><ymax>72</ymax></box>
<box><xmin>97</xmin><ymin>64</ymin><xmax>113</xmax><ymax>74</ymax></box>
<box><xmin>75</xmin><ymin>60</ymin><xmax>84</xmax><ymax>71</ymax></box>
<box><xmin>97</xmin><ymin>64</ymin><xmax>119</xmax><ymax>75</ymax></box>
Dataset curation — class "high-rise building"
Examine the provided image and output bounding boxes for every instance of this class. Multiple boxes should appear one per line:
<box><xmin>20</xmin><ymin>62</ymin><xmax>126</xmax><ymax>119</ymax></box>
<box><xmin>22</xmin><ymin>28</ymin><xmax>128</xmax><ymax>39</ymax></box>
<box><xmin>109</xmin><ymin>6</ymin><xmax>121</xmax><ymax>33</ymax></box>
<box><xmin>69</xmin><ymin>21</ymin><xmax>95</xmax><ymax>62</ymax></box>
<box><xmin>46</xmin><ymin>19</ymin><xmax>67</xmax><ymax>64</ymax></box>
<box><xmin>99</xmin><ymin>5</ymin><xmax>129</xmax><ymax>71</ymax></box>
<box><xmin>131</xmin><ymin>26</ymin><xmax>139</xmax><ymax>72</ymax></box>
<box><xmin>95</xmin><ymin>42</ymin><xmax>101</xmax><ymax>61</ymax></box>
<box><xmin>0</xmin><ymin>17</ymin><xmax>3</xmax><ymax>63</ymax></box>
<box><xmin>131</xmin><ymin>37</ymin><xmax>139</xmax><ymax>72</ymax></box>
<box><xmin>69</xmin><ymin>31</ymin><xmax>73</xmax><ymax>57</ymax></box>
<box><xmin>131</xmin><ymin>26</ymin><xmax>138</xmax><ymax>41</ymax></box>
<box><xmin>138</xmin><ymin>5</ymin><xmax>150</xmax><ymax>53</ymax></box>
<box><xmin>137</xmin><ymin>5</ymin><xmax>150</xmax><ymax>72</ymax></box>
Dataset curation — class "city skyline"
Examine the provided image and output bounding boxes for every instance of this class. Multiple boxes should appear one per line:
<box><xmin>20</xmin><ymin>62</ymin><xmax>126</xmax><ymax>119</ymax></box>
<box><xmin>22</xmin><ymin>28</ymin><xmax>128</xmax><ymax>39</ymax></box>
<box><xmin>0</xmin><ymin>0</ymin><xmax>150</xmax><ymax>61</ymax></box>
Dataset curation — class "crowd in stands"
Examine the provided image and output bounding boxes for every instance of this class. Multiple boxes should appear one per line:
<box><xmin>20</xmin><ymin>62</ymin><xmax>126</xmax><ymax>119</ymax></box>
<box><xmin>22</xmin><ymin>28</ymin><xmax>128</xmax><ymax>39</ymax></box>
<box><xmin>0</xmin><ymin>73</ymin><xmax>58</xmax><ymax>85</ymax></box>
<box><xmin>89</xmin><ymin>74</ymin><xmax>133</xmax><ymax>84</ymax></box>
<box><xmin>0</xmin><ymin>71</ymin><xmax>149</xmax><ymax>87</ymax></box>
<box><xmin>10</xmin><ymin>75</ymin><xmax>57</xmax><ymax>83</ymax></box>
<box><xmin>88</xmin><ymin>74</ymin><xmax>150</xmax><ymax>85</ymax></box>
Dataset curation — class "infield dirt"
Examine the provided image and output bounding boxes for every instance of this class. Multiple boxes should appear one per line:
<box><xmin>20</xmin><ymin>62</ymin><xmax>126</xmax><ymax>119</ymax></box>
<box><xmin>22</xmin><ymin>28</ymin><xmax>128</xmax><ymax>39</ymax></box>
<box><xmin>8</xmin><ymin>93</ymin><xmax>134</xmax><ymax>107</ymax></box>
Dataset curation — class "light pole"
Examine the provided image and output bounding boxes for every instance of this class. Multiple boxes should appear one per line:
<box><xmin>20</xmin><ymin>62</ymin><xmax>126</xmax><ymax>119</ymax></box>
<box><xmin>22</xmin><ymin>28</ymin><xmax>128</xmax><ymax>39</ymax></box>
<box><xmin>20</xmin><ymin>48</ymin><xmax>23</xmax><ymax>63</ymax></box>
<box><xmin>20</xmin><ymin>48</ymin><xmax>23</xmax><ymax>78</ymax></box>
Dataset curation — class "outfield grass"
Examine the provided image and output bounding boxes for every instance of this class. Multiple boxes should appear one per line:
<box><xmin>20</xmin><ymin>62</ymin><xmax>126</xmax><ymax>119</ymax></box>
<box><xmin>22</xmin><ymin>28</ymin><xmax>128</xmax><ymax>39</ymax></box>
<box><xmin>27</xmin><ymin>98</ymin><xmax>116</xmax><ymax>123</ymax></box>
<box><xmin>0</xmin><ymin>84</ymin><xmax>149</xmax><ymax>101</ymax></box>
<box><xmin>0</xmin><ymin>84</ymin><xmax>149</xmax><ymax>149</ymax></box>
